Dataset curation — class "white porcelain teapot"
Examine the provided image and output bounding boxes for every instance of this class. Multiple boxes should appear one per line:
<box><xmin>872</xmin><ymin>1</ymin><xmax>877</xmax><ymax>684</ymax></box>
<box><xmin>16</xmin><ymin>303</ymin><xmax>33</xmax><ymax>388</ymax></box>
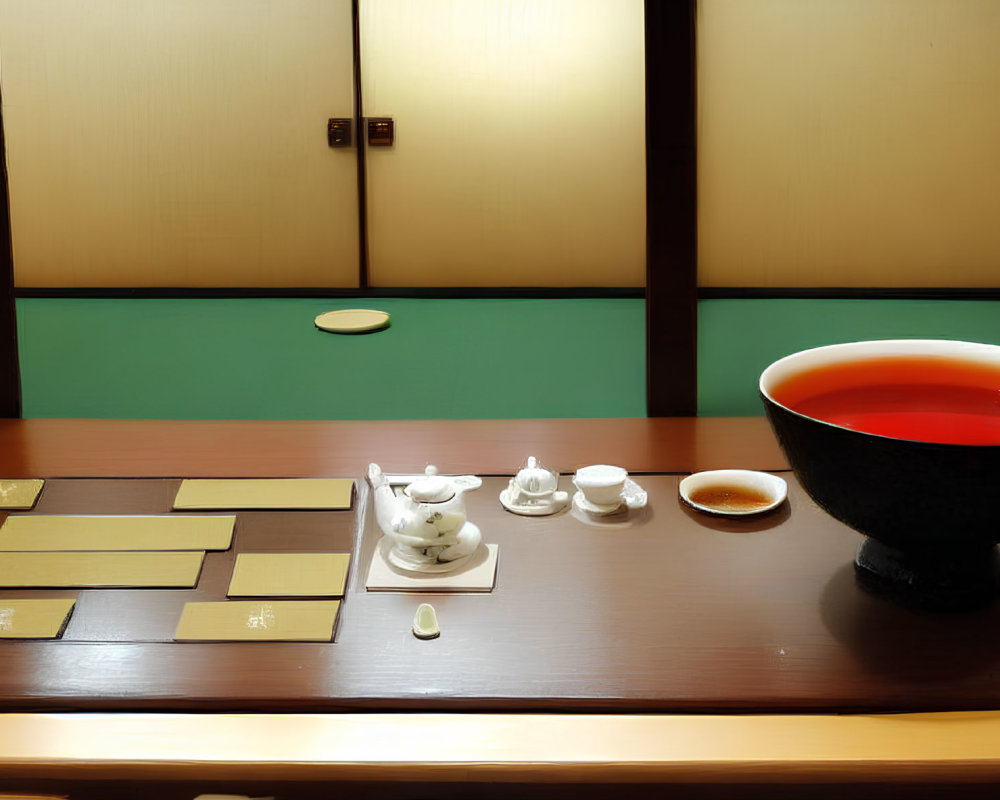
<box><xmin>499</xmin><ymin>456</ymin><xmax>568</xmax><ymax>515</ymax></box>
<box><xmin>367</xmin><ymin>463</ymin><xmax>483</xmax><ymax>572</ymax></box>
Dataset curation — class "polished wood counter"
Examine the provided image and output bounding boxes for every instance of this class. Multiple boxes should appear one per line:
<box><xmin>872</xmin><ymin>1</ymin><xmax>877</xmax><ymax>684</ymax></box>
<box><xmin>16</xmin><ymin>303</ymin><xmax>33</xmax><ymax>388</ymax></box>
<box><xmin>0</xmin><ymin>416</ymin><xmax>790</xmax><ymax>477</ymax></box>
<box><xmin>1</xmin><ymin>418</ymin><xmax>1000</xmax><ymax>799</ymax></box>
<box><xmin>9</xmin><ymin>473</ymin><xmax>1000</xmax><ymax>715</ymax></box>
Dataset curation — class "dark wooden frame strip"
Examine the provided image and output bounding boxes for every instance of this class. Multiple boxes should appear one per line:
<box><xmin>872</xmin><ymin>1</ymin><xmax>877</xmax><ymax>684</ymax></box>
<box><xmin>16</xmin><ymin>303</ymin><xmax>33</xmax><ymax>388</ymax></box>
<box><xmin>0</xmin><ymin>82</ymin><xmax>22</xmax><ymax>418</ymax></box>
<box><xmin>25</xmin><ymin>285</ymin><xmax>1000</xmax><ymax>301</ymax></box>
<box><xmin>644</xmin><ymin>0</ymin><xmax>698</xmax><ymax>417</ymax></box>
<box><xmin>351</xmin><ymin>0</ymin><xmax>370</xmax><ymax>290</ymax></box>
<box><xmin>700</xmin><ymin>287</ymin><xmax>1000</xmax><ymax>300</ymax></box>
<box><xmin>14</xmin><ymin>286</ymin><xmax>643</xmax><ymax>299</ymax></box>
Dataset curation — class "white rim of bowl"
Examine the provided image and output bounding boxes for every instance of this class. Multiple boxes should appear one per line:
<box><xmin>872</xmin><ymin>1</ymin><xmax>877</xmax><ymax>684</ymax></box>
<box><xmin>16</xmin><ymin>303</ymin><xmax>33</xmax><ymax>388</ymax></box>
<box><xmin>758</xmin><ymin>339</ymin><xmax>1000</xmax><ymax>411</ymax></box>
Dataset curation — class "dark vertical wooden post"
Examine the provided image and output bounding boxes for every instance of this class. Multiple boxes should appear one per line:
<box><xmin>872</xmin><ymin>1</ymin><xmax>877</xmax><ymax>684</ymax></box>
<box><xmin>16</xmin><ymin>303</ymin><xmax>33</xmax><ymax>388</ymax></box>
<box><xmin>645</xmin><ymin>0</ymin><xmax>697</xmax><ymax>416</ymax></box>
<box><xmin>0</xmin><ymin>85</ymin><xmax>22</xmax><ymax>418</ymax></box>
<box><xmin>352</xmin><ymin>0</ymin><xmax>370</xmax><ymax>290</ymax></box>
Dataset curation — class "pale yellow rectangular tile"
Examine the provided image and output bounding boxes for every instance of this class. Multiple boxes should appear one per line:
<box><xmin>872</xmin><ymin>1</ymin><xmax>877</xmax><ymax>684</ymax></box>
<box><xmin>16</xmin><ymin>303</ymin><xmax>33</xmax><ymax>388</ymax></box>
<box><xmin>0</xmin><ymin>480</ymin><xmax>44</xmax><ymax>510</ymax></box>
<box><xmin>0</xmin><ymin>515</ymin><xmax>234</xmax><ymax>551</ymax></box>
<box><xmin>0</xmin><ymin>598</ymin><xmax>76</xmax><ymax>639</ymax></box>
<box><xmin>0</xmin><ymin>794</ymin><xmax>71</xmax><ymax>800</ymax></box>
<box><xmin>0</xmin><ymin>551</ymin><xmax>205</xmax><ymax>588</ymax></box>
<box><xmin>173</xmin><ymin>479</ymin><xmax>353</xmax><ymax>510</ymax></box>
<box><xmin>174</xmin><ymin>600</ymin><xmax>340</xmax><ymax>642</ymax></box>
<box><xmin>228</xmin><ymin>553</ymin><xmax>350</xmax><ymax>597</ymax></box>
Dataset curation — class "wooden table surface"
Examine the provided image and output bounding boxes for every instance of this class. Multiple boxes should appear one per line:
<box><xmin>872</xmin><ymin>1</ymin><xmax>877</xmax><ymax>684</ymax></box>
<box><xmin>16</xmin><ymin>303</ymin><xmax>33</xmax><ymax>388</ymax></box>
<box><xmin>0</xmin><ymin>416</ymin><xmax>791</xmax><ymax>477</ymax></box>
<box><xmin>2</xmin><ymin>417</ymin><xmax>1000</xmax><ymax>799</ymax></box>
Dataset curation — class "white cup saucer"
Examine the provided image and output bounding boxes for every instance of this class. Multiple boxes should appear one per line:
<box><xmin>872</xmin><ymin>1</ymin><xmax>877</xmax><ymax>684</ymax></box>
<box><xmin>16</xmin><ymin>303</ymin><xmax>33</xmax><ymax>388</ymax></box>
<box><xmin>573</xmin><ymin>490</ymin><xmax>623</xmax><ymax>516</ymax></box>
<box><xmin>573</xmin><ymin>478</ymin><xmax>648</xmax><ymax>516</ymax></box>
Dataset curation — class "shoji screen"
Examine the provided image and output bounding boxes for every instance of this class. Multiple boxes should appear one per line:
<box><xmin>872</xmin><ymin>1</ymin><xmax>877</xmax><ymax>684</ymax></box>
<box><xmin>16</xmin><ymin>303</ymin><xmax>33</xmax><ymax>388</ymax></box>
<box><xmin>0</xmin><ymin>1</ymin><xmax>358</xmax><ymax>287</ymax></box>
<box><xmin>360</xmin><ymin>0</ymin><xmax>646</xmax><ymax>287</ymax></box>
<box><xmin>698</xmin><ymin>0</ymin><xmax>1000</xmax><ymax>288</ymax></box>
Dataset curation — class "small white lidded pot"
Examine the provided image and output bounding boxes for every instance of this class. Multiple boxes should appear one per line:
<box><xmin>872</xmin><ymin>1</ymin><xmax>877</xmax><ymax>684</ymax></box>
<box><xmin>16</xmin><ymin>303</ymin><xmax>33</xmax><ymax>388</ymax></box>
<box><xmin>573</xmin><ymin>464</ymin><xmax>628</xmax><ymax>508</ymax></box>
<box><xmin>515</xmin><ymin>457</ymin><xmax>559</xmax><ymax>498</ymax></box>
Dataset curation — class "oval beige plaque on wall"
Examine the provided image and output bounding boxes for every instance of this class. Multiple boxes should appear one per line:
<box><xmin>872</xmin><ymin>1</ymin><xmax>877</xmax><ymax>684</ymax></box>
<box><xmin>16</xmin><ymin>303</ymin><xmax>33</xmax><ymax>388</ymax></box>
<box><xmin>314</xmin><ymin>309</ymin><xmax>390</xmax><ymax>334</ymax></box>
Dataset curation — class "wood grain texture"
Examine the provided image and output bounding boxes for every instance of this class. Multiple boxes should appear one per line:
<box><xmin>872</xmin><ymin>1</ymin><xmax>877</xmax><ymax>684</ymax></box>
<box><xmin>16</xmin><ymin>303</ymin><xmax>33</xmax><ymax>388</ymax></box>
<box><xmin>0</xmin><ymin>473</ymin><xmax>998</xmax><ymax>715</ymax></box>
<box><xmin>0</xmin><ymin>417</ymin><xmax>789</xmax><ymax>478</ymax></box>
<box><xmin>0</xmin><ymin>417</ymin><xmax>995</xmax><ymax>795</ymax></box>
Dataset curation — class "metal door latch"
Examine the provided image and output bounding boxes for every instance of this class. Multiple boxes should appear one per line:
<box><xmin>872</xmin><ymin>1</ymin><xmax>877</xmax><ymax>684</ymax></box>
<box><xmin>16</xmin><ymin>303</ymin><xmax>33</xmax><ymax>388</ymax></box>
<box><xmin>327</xmin><ymin>118</ymin><xmax>352</xmax><ymax>147</ymax></box>
<box><xmin>367</xmin><ymin>117</ymin><xmax>394</xmax><ymax>146</ymax></box>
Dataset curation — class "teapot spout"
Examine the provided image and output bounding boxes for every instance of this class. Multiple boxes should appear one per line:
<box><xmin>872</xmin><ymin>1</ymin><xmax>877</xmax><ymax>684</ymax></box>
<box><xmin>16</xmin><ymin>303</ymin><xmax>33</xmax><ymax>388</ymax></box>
<box><xmin>367</xmin><ymin>463</ymin><xmax>399</xmax><ymax>536</ymax></box>
<box><xmin>451</xmin><ymin>475</ymin><xmax>483</xmax><ymax>494</ymax></box>
<box><xmin>367</xmin><ymin>462</ymin><xmax>389</xmax><ymax>490</ymax></box>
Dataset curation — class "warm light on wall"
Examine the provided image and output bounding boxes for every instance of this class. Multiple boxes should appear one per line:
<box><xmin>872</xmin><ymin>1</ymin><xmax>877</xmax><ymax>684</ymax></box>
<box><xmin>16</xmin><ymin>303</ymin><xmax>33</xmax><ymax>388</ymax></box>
<box><xmin>0</xmin><ymin>0</ymin><xmax>644</xmax><ymax>289</ymax></box>
<box><xmin>361</xmin><ymin>0</ymin><xmax>646</xmax><ymax>287</ymax></box>
<box><xmin>0</xmin><ymin>0</ymin><xmax>358</xmax><ymax>288</ymax></box>
<box><xmin>699</xmin><ymin>0</ymin><xmax>1000</xmax><ymax>288</ymax></box>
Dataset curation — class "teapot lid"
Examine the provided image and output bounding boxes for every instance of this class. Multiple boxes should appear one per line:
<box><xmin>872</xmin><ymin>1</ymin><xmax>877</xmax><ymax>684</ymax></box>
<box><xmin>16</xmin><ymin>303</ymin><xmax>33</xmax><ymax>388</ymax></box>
<box><xmin>404</xmin><ymin>465</ymin><xmax>455</xmax><ymax>503</ymax></box>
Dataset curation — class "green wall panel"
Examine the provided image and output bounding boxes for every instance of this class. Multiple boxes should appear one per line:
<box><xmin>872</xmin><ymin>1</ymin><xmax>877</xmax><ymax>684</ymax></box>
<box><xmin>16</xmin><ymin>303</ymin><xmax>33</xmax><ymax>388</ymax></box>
<box><xmin>698</xmin><ymin>299</ymin><xmax>1000</xmax><ymax>416</ymax></box>
<box><xmin>16</xmin><ymin>297</ymin><xmax>646</xmax><ymax>420</ymax></box>
<box><xmin>17</xmin><ymin>297</ymin><xmax>1000</xmax><ymax>420</ymax></box>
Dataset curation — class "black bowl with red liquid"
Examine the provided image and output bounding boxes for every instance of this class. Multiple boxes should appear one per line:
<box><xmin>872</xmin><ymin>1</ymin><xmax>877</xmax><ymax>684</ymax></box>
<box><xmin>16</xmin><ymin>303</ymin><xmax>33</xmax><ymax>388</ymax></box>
<box><xmin>760</xmin><ymin>340</ymin><xmax>1000</xmax><ymax>610</ymax></box>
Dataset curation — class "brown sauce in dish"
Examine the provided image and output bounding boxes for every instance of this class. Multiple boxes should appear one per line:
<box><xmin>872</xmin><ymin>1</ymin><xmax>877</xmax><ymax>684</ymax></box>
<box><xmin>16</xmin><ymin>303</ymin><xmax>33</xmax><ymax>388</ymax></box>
<box><xmin>689</xmin><ymin>485</ymin><xmax>773</xmax><ymax>513</ymax></box>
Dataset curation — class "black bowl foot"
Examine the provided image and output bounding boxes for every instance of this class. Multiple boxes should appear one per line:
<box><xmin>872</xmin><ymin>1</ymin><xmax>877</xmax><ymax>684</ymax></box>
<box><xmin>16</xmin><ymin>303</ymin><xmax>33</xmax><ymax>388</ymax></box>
<box><xmin>854</xmin><ymin>537</ymin><xmax>1000</xmax><ymax>611</ymax></box>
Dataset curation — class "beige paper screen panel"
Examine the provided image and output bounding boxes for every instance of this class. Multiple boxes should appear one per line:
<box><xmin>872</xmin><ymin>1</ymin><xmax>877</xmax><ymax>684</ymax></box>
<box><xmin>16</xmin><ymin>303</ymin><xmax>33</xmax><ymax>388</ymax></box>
<box><xmin>174</xmin><ymin>479</ymin><xmax>353</xmax><ymax>510</ymax></box>
<box><xmin>361</xmin><ymin>0</ymin><xmax>646</xmax><ymax>287</ymax></box>
<box><xmin>698</xmin><ymin>0</ymin><xmax>1000</xmax><ymax>288</ymax></box>
<box><xmin>0</xmin><ymin>515</ymin><xmax>235</xmax><ymax>551</ymax></box>
<box><xmin>175</xmin><ymin>600</ymin><xmax>340</xmax><ymax>641</ymax></box>
<box><xmin>0</xmin><ymin>551</ymin><xmax>205</xmax><ymax>588</ymax></box>
<box><xmin>0</xmin><ymin>0</ymin><xmax>358</xmax><ymax>288</ymax></box>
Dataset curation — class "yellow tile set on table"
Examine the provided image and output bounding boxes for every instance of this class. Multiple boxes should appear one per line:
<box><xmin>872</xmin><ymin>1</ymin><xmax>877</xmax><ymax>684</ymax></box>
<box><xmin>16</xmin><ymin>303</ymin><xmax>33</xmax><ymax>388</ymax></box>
<box><xmin>0</xmin><ymin>478</ymin><xmax>353</xmax><ymax>641</ymax></box>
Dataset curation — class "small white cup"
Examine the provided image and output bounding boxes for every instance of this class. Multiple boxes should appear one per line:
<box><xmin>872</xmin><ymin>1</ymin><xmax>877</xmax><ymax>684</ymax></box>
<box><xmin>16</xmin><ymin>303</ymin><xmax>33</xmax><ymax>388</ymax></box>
<box><xmin>573</xmin><ymin>464</ymin><xmax>628</xmax><ymax>507</ymax></box>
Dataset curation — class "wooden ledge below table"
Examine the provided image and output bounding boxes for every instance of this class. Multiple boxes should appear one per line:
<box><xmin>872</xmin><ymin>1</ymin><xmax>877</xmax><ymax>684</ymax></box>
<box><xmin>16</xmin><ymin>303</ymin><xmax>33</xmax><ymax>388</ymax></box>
<box><xmin>1</xmin><ymin>711</ymin><xmax>1000</xmax><ymax>798</ymax></box>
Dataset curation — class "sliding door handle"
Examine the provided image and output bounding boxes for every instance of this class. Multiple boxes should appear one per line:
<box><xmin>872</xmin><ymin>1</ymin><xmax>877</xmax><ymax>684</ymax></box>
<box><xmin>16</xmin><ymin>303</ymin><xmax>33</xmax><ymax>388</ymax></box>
<box><xmin>367</xmin><ymin>117</ymin><xmax>394</xmax><ymax>147</ymax></box>
<box><xmin>327</xmin><ymin>117</ymin><xmax>395</xmax><ymax>147</ymax></box>
<box><xmin>327</xmin><ymin>118</ymin><xmax>353</xmax><ymax>147</ymax></box>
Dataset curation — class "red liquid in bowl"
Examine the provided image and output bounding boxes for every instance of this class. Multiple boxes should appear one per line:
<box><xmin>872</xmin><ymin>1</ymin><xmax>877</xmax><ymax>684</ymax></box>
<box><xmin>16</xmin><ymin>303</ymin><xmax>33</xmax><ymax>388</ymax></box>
<box><xmin>771</xmin><ymin>355</ymin><xmax>1000</xmax><ymax>445</ymax></box>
